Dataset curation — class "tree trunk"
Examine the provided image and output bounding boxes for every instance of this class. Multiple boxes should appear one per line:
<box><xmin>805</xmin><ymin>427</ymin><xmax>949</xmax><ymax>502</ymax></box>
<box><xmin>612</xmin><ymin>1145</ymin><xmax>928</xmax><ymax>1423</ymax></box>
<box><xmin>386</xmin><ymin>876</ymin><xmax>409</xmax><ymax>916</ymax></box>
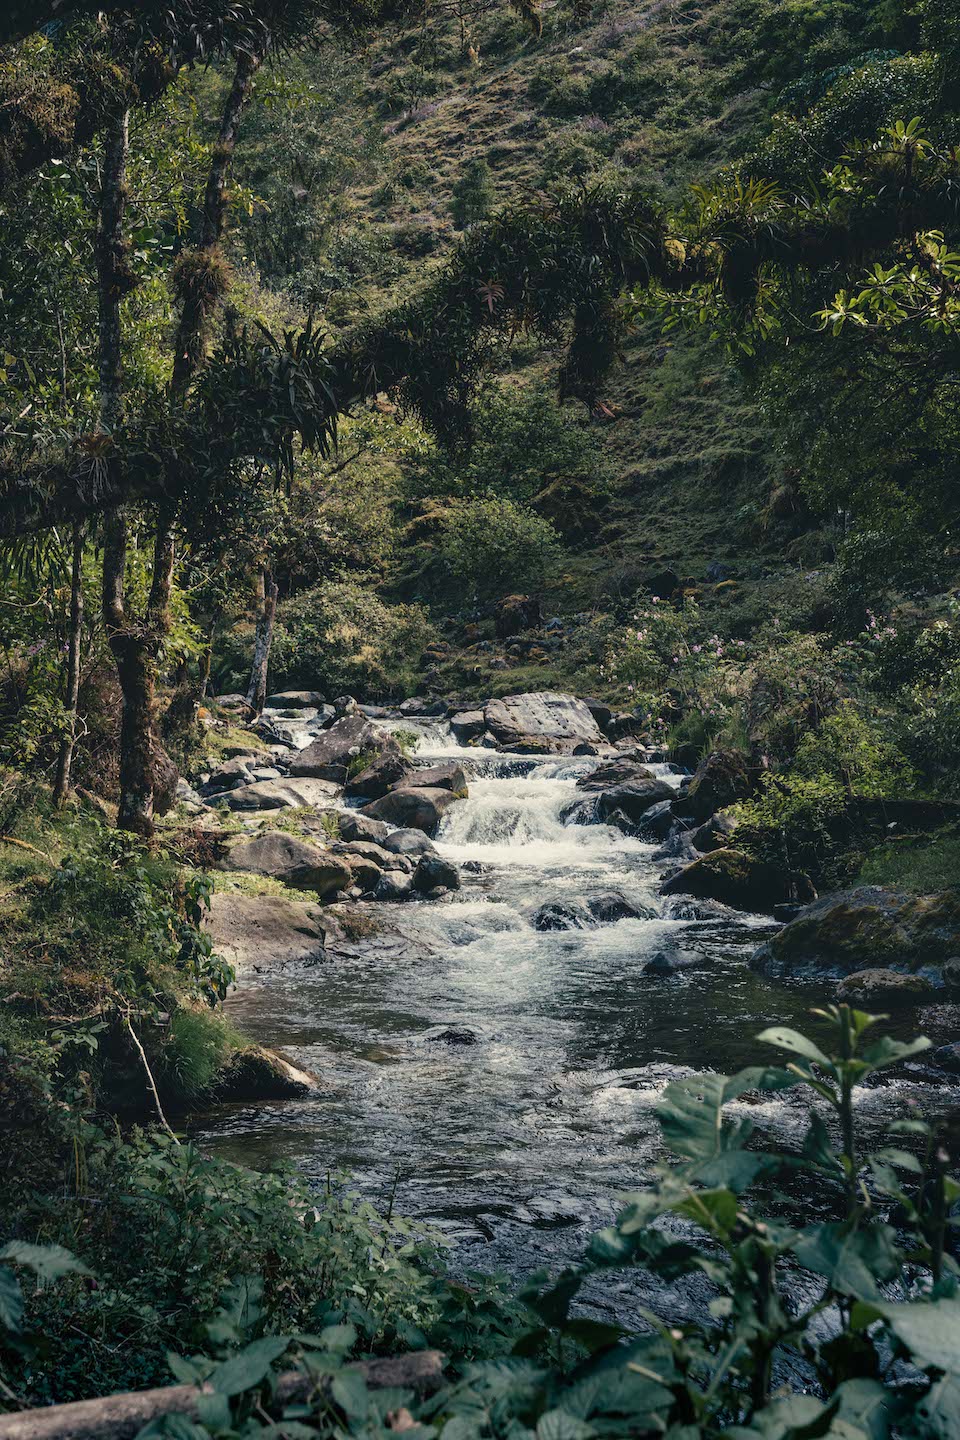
<box><xmin>244</xmin><ymin>566</ymin><xmax>278</xmax><ymax>719</ymax></box>
<box><xmin>52</xmin><ymin>522</ymin><xmax>85</xmax><ymax>808</ymax></box>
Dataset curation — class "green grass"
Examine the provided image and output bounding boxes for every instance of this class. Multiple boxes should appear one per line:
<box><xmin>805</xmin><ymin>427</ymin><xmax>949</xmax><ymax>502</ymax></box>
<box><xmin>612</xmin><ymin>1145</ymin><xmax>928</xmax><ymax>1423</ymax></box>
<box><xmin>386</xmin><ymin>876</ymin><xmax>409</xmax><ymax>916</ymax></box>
<box><xmin>857</xmin><ymin>832</ymin><xmax>960</xmax><ymax>895</ymax></box>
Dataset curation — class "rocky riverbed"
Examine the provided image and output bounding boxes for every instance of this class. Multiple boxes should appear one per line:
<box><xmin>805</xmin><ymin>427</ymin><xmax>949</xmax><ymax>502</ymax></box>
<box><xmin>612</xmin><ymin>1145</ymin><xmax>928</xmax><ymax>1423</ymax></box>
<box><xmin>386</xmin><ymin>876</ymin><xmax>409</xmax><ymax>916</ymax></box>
<box><xmin>185</xmin><ymin>688</ymin><xmax>960</xmax><ymax>1296</ymax></box>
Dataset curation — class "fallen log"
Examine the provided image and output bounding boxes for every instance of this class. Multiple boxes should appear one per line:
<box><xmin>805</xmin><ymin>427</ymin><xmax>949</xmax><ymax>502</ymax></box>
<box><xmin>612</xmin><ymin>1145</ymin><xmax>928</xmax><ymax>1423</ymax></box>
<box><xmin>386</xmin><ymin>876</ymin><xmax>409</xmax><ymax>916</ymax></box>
<box><xmin>0</xmin><ymin>1352</ymin><xmax>445</xmax><ymax>1440</ymax></box>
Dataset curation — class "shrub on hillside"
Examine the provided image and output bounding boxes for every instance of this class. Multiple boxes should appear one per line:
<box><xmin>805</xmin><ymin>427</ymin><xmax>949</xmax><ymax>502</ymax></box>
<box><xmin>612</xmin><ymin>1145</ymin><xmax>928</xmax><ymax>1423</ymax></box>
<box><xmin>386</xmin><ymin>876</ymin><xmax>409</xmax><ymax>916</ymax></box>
<box><xmin>268</xmin><ymin>582</ymin><xmax>433</xmax><ymax>699</ymax></box>
<box><xmin>434</xmin><ymin>497</ymin><xmax>562</xmax><ymax>603</ymax></box>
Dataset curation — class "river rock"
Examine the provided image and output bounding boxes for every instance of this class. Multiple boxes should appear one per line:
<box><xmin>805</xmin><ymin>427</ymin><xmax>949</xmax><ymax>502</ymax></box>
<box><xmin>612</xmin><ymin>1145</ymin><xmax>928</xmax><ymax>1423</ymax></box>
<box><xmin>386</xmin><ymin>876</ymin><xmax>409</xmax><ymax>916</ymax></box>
<box><xmin>588</xmin><ymin>892</ymin><xmax>655</xmax><ymax>923</ymax></box>
<box><xmin>411</xmin><ymin>762</ymin><xmax>468</xmax><ymax>793</ymax></box>
<box><xmin>216</xmin><ymin>1045</ymin><xmax>319</xmax><ymax>1101</ymax></box>
<box><xmin>266</xmin><ymin>690</ymin><xmax>326</xmax><ymax>709</ymax></box>
<box><xmin>344</xmin><ymin>744</ymin><xmax>412</xmax><ymax>800</ymax></box>
<box><xmin>595</xmin><ymin>777</ymin><xmax>675</xmax><ymax>824</ymax></box>
<box><xmin>450</xmin><ymin>710</ymin><xmax>486</xmax><ymax>743</ymax></box>
<box><xmin>413</xmin><ymin>854</ymin><xmax>461</xmax><ymax>892</ymax></box>
<box><xmin>339</xmin><ymin>812</ymin><xmax>392</xmax><ymax>844</ymax></box>
<box><xmin>289</xmin><ymin>714</ymin><xmax>381</xmax><ymax>782</ymax></box>
<box><xmin>636</xmin><ymin>799</ymin><xmax>677</xmax><ymax>842</ymax></box>
<box><xmin>534</xmin><ymin>900</ymin><xmax>593</xmax><ymax>931</ymax></box>
<box><xmin>339</xmin><ymin>853</ymin><xmax>383</xmax><ymax>891</ymax></box>
<box><xmin>643</xmin><ymin>949</ymin><xmax>702</xmax><ymax>976</ymax></box>
<box><xmin>576</xmin><ymin>759</ymin><xmax>654</xmax><ymax>792</ymax></box>
<box><xmin>360</xmin><ymin>786</ymin><xmax>459</xmax><ymax>837</ymax></box>
<box><xmin>919</xmin><ymin>1004</ymin><xmax>960</xmax><ymax>1038</ymax></box>
<box><xmin>484</xmin><ymin>692</ymin><xmax>601</xmax><ymax>752</ymax></box>
<box><xmin>204</xmin><ymin>892</ymin><xmax>328</xmax><ymax>970</ymax></box>
<box><xmin>691</xmin><ymin>809</ymin><xmax>740</xmax><ymax>854</ymax></box>
<box><xmin>423</xmin><ymin>1025</ymin><xmax>480</xmax><ymax>1045</ymax></box>
<box><xmin>751</xmin><ymin>887</ymin><xmax>960</xmax><ymax>979</ymax></box>
<box><xmin>932</xmin><ymin>1041</ymin><xmax>960</xmax><ymax>1075</ymax></box>
<box><xmin>381</xmin><ymin>828</ymin><xmax>438</xmax><ymax>859</ymax></box>
<box><xmin>673</xmin><ymin>749</ymin><xmax>757</xmax><ymax>824</ymax></box>
<box><xmin>582</xmin><ymin>697</ymin><xmax>613</xmax><ymax>731</ymax></box>
<box><xmin>221</xmin><ymin>832</ymin><xmax>352</xmax><ymax>896</ymax></box>
<box><xmin>373</xmin><ymin>870</ymin><xmax>415</xmax><ymax>901</ymax></box>
<box><xmin>218</xmin><ymin>777</ymin><xmax>341</xmax><ymax>811</ymax></box>
<box><xmin>203</xmin><ymin>756</ymin><xmax>257</xmax><ymax>794</ymax></box>
<box><xmin>661</xmin><ymin>848</ymin><xmax>813</xmax><ymax>915</ymax></box>
<box><xmin>836</xmin><ymin>969</ymin><xmax>936</xmax><ymax>1007</ymax></box>
<box><xmin>336</xmin><ymin>840</ymin><xmax>412</xmax><ymax>872</ymax></box>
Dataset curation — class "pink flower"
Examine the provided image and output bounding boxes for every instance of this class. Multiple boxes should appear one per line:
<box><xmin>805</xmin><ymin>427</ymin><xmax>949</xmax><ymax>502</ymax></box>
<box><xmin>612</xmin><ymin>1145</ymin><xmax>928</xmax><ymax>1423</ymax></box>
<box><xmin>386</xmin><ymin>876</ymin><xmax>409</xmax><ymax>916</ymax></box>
<box><xmin>672</xmin><ymin>655</ymin><xmax>679</xmax><ymax>664</ymax></box>
<box><xmin>692</xmin><ymin>644</ymin><xmax>701</xmax><ymax>653</ymax></box>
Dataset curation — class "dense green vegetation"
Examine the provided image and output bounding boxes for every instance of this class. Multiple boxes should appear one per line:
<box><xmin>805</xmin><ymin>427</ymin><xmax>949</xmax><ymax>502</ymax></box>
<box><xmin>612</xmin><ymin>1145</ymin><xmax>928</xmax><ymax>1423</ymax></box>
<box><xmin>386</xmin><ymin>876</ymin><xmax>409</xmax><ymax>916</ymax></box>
<box><xmin>2</xmin><ymin>0</ymin><xmax>960</xmax><ymax>1428</ymax></box>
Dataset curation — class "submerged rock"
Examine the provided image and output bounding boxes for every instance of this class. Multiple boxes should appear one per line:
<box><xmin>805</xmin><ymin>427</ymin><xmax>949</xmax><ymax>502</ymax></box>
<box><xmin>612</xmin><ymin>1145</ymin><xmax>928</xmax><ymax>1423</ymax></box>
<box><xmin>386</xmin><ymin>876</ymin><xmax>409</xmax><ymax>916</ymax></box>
<box><xmin>643</xmin><ymin>949</ymin><xmax>703</xmax><ymax>976</ymax></box>
<box><xmin>588</xmin><ymin>892</ymin><xmax>655</xmax><ymax>924</ymax></box>
<box><xmin>534</xmin><ymin>900</ymin><xmax>593</xmax><ymax>931</ymax></box>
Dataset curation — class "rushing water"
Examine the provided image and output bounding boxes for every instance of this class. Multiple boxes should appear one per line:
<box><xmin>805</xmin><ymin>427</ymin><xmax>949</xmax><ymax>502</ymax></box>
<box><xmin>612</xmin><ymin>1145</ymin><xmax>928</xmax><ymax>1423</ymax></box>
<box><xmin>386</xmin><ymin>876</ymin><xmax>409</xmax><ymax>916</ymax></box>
<box><xmin>196</xmin><ymin>722</ymin><xmax>959</xmax><ymax>1310</ymax></box>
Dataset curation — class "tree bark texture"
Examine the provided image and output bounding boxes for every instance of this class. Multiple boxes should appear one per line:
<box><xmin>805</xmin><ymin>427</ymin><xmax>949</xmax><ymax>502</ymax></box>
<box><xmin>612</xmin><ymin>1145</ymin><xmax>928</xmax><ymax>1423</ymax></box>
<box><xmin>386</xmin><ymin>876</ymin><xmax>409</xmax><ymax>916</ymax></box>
<box><xmin>52</xmin><ymin>522</ymin><xmax>85</xmax><ymax>808</ymax></box>
<box><xmin>244</xmin><ymin>565</ymin><xmax>278</xmax><ymax>718</ymax></box>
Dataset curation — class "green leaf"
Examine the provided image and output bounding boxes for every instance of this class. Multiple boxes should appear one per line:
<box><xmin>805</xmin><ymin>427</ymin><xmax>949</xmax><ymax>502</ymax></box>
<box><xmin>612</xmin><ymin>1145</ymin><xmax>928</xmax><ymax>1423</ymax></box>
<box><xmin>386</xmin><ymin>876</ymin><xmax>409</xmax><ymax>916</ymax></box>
<box><xmin>0</xmin><ymin>1266</ymin><xmax>24</xmax><ymax>1333</ymax></box>
<box><xmin>317</xmin><ymin>1323</ymin><xmax>356</xmax><ymax>1353</ymax></box>
<box><xmin>853</xmin><ymin>1297</ymin><xmax>960</xmax><ymax>1372</ymax></box>
<box><xmin>562</xmin><ymin>1317</ymin><xmax>624</xmax><ymax>1354</ymax></box>
<box><xmin>536</xmin><ymin>1411</ymin><xmax>595</xmax><ymax>1440</ymax></box>
<box><xmin>0</xmin><ymin>1241</ymin><xmax>90</xmax><ymax>1282</ymax></box>
<box><xmin>793</xmin><ymin>1223</ymin><xmax>900</xmax><ymax>1300</ymax></box>
<box><xmin>914</xmin><ymin>1373</ymin><xmax>960</xmax><ymax>1438</ymax></box>
<box><xmin>209</xmin><ymin>1335</ymin><xmax>291</xmax><ymax>1396</ymax></box>
<box><xmin>331</xmin><ymin>1368</ymin><xmax>369</xmax><ymax>1421</ymax></box>
<box><xmin>755</xmin><ymin>1027</ymin><xmax>835</xmax><ymax>1073</ymax></box>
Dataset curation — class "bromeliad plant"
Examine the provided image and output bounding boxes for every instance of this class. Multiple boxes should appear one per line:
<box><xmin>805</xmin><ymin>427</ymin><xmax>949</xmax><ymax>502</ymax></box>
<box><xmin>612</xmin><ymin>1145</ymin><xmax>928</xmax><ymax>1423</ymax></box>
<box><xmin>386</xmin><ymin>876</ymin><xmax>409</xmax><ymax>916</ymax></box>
<box><xmin>155</xmin><ymin>1007</ymin><xmax>958</xmax><ymax>1440</ymax></box>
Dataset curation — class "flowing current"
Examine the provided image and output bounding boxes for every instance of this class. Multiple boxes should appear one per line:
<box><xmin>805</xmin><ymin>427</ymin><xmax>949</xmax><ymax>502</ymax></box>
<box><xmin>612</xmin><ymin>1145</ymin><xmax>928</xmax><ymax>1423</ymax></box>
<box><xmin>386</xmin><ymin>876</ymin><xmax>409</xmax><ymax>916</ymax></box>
<box><xmin>196</xmin><ymin>722</ymin><xmax>958</xmax><ymax>1309</ymax></box>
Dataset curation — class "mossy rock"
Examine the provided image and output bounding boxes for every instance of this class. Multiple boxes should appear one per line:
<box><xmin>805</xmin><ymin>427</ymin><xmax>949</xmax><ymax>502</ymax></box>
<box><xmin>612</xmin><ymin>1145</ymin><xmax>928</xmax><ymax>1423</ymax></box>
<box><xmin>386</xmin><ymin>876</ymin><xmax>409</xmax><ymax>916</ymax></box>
<box><xmin>752</xmin><ymin>886</ymin><xmax>960</xmax><ymax>979</ymax></box>
<box><xmin>660</xmin><ymin>848</ymin><xmax>809</xmax><ymax>914</ymax></box>
<box><xmin>836</xmin><ymin>969</ymin><xmax>935</xmax><ymax>1007</ymax></box>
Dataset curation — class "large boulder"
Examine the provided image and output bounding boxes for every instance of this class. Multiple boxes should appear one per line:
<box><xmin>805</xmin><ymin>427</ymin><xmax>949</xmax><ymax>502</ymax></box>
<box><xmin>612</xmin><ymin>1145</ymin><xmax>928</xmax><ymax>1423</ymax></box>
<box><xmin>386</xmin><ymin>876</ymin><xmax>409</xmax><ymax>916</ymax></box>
<box><xmin>588</xmin><ymin>892</ymin><xmax>655</xmax><ymax>923</ymax></box>
<box><xmin>344</xmin><ymin>744</ymin><xmax>412</xmax><ymax>800</ymax></box>
<box><xmin>339</xmin><ymin>811</ymin><xmax>391</xmax><ymax>844</ymax></box>
<box><xmin>413</xmin><ymin>854</ymin><xmax>461</xmax><ymax>893</ymax></box>
<box><xmin>218</xmin><ymin>778</ymin><xmax>340</xmax><ymax>811</ymax></box>
<box><xmin>204</xmin><ymin>892</ymin><xmax>328</xmax><ymax>971</ymax></box>
<box><xmin>265</xmin><ymin>690</ymin><xmax>326</xmax><ymax>709</ymax></box>
<box><xmin>661</xmin><ymin>848</ymin><xmax>814</xmax><ymax>915</ymax></box>
<box><xmin>576</xmin><ymin>759</ymin><xmax>655</xmax><ymax>792</ymax></box>
<box><xmin>450</xmin><ymin>710</ymin><xmax>486</xmax><ymax>743</ymax></box>
<box><xmin>484</xmin><ymin>692</ymin><xmax>601</xmax><ymax>753</ymax></box>
<box><xmin>495</xmin><ymin>594</ymin><xmax>541</xmax><ymax>639</ymax></box>
<box><xmin>221</xmin><ymin>832</ymin><xmax>351</xmax><ymax>896</ymax></box>
<box><xmin>216</xmin><ymin>1045</ymin><xmax>319</xmax><ymax>1101</ymax></box>
<box><xmin>381</xmin><ymin>828</ymin><xmax>438</xmax><ymax>859</ymax></box>
<box><xmin>360</xmin><ymin>786</ymin><xmax>459</xmax><ymax>837</ymax></box>
<box><xmin>203</xmin><ymin>756</ymin><xmax>257</xmax><ymax>795</ymax></box>
<box><xmin>534</xmin><ymin>900</ymin><xmax>593</xmax><ymax>931</ymax></box>
<box><xmin>673</xmin><ymin>749</ymin><xmax>757</xmax><ymax>824</ymax></box>
<box><xmin>574</xmin><ymin>756</ymin><xmax>673</xmax><ymax>823</ymax></box>
<box><xmin>751</xmin><ymin>887</ymin><xmax>960</xmax><ymax>979</ymax></box>
<box><xmin>836</xmin><ymin>969</ymin><xmax>936</xmax><ymax>1007</ymax></box>
<box><xmin>288</xmin><ymin>714</ymin><xmax>382</xmax><ymax>783</ymax></box>
<box><xmin>691</xmin><ymin>809</ymin><xmax>740</xmax><ymax>853</ymax></box>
